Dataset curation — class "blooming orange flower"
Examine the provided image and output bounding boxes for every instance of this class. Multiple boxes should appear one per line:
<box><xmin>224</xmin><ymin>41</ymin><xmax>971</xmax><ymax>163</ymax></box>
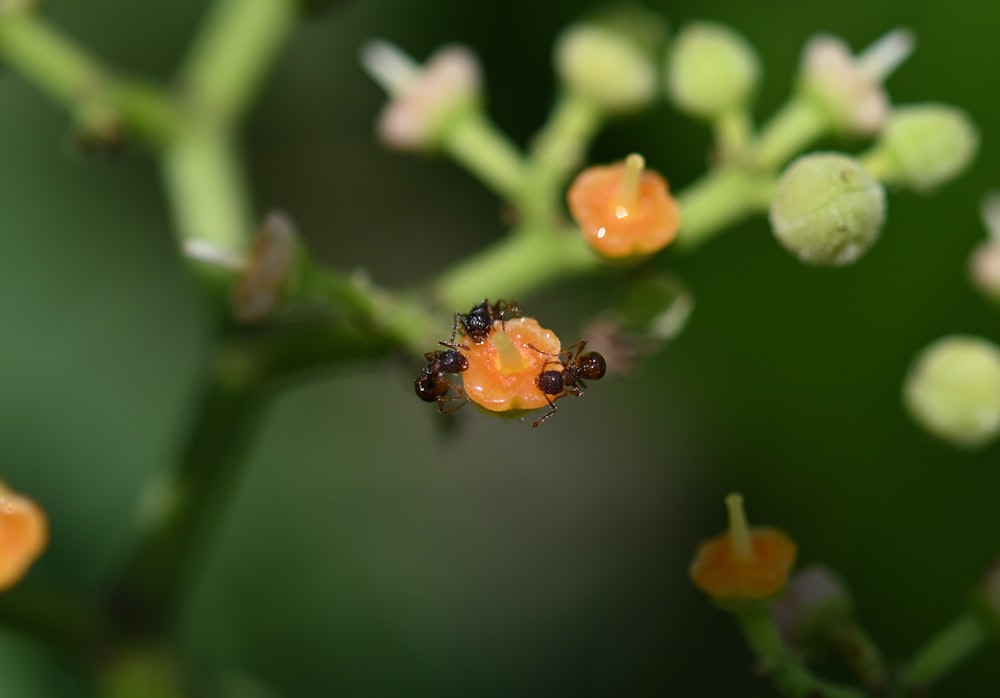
<box><xmin>568</xmin><ymin>153</ymin><xmax>681</xmax><ymax>259</ymax></box>
<box><xmin>690</xmin><ymin>494</ymin><xmax>796</xmax><ymax>604</ymax></box>
<box><xmin>460</xmin><ymin>317</ymin><xmax>562</xmax><ymax>412</ymax></box>
<box><xmin>0</xmin><ymin>482</ymin><xmax>48</xmax><ymax>591</ymax></box>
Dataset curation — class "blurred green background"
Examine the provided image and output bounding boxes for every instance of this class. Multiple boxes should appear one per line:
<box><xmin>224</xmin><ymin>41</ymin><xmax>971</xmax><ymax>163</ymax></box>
<box><xmin>2</xmin><ymin>0</ymin><xmax>1000</xmax><ymax>695</ymax></box>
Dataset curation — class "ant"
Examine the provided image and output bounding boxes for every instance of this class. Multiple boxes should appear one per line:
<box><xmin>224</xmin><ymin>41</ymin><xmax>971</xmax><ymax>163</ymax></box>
<box><xmin>415</xmin><ymin>347</ymin><xmax>470</xmax><ymax>413</ymax></box>
<box><xmin>529</xmin><ymin>340</ymin><xmax>607</xmax><ymax>428</ymax></box>
<box><xmin>453</xmin><ymin>299</ymin><xmax>519</xmax><ymax>345</ymax></box>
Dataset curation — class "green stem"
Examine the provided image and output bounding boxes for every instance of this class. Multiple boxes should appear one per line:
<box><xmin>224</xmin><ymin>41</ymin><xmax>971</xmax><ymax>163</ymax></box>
<box><xmin>108</xmin><ymin>342</ymin><xmax>263</xmax><ymax>633</ymax></box>
<box><xmin>302</xmin><ymin>263</ymin><xmax>440</xmax><ymax>352</ymax></box>
<box><xmin>432</xmin><ymin>225</ymin><xmax>599</xmax><ymax>310</ymax></box>
<box><xmin>442</xmin><ymin>111</ymin><xmax>529</xmax><ymax>205</ymax></box>
<box><xmin>902</xmin><ymin>610</ymin><xmax>991</xmax><ymax>690</ymax></box>
<box><xmin>828</xmin><ymin>621</ymin><xmax>889</xmax><ymax>692</ymax></box>
<box><xmin>714</xmin><ymin>108</ymin><xmax>753</xmax><ymax>163</ymax></box>
<box><xmin>0</xmin><ymin>12</ymin><xmax>178</xmax><ymax>146</ymax></box>
<box><xmin>175</xmin><ymin>0</ymin><xmax>297</xmax><ymax>127</ymax></box>
<box><xmin>163</xmin><ymin>128</ymin><xmax>253</xmax><ymax>255</ymax></box>
<box><xmin>525</xmin><ymin>91</ymin><xmax>603</xmax><ymax>222</ymax></box>
<box><xmin>738</xmin><ymin>608</ymin><xmax>868</xmax><ymax>698</ymax></box>
<box><xmin>675</xmin><ymin>166</ymin><xmax>776</xmax><ymax>250</ymax></box>
<box><xmin>751</xmin><ymin>96</ymin><xmax>827</xmax><ymax>171</ymax></box>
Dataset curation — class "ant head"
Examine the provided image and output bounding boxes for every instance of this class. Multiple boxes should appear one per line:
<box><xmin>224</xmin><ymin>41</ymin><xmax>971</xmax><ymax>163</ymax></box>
<box><xmin>462</xmin><ymin>301</ymin><xmax>496</xmax><ymax>342</ymax></box>
<box><xmin>438</xmin><ymin>349</ymin><xmax>469</xmax><ymax>374</ymax></box>
<box><xmin>415</xmin><ymin>372</ymin><xmax>447</xmax><ymax>402</ymax></box>
<box><xmin>578</xmin><ymin>352</ymin><xmax>607</xmax><ymax>380</ymax></box>
<box><xmin>537</xmin><ymin>369</ymin><xmax>565</xmax><ymax>396</ymax></box>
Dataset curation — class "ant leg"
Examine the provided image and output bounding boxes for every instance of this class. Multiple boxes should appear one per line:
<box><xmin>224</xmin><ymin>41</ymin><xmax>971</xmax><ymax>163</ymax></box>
<box><xmin>439</xmin><ymin>340</ymin><xmax>470</xmax><ymax>352</ymax></box>
<box><xmin>531</xmin><ymin>395</ymin><xmax>559</xmax><ymax>428</ymax></box>
<box><xmin>437</xmin><ymin>385</ymin><xmax>469</xmax><ymax>414</ymax></box>
<box><xmin>559</xmin><ymin>340</ymin><xmax>587</xmax><ymax>364</ymax></box>
<box><xmin>449</xmin><ymin>312</ymin><xmax>464</xmax><ymax>345</ymax></box>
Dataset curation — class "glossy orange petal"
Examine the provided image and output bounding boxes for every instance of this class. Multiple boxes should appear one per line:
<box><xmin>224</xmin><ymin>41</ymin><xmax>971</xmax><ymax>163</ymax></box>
<box><xmin>0</xmin><ymin>483</ymin><xmax>48</xmax><ymax>592</ymax></box>
<box><xmin>690</xmin><ymin>527</ymin><xmax>797</xmax><ymax>602</ymax></box>
<box><xmin>461</xmin><ymin>317</ymin><xmax>561</xmax><ymax>411</ymax></box>
<box><xmin>568</xmin><ymin>159</ymin><xmax>680</xmax><ymax>258</ymax></box>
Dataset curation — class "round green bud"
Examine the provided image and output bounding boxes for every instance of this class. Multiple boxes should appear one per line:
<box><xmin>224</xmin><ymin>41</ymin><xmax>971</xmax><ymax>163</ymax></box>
<box><xmin>769</xmin><ymin>153</ymin><xmax>886</xmax><ymax>266</ymax></box>
<box><xmin>554</xmin><ymin>16</ymin><xmax>662</xmax><ymax>113</ymax></box>
<box><xmin>904</xmin><ymin>335</ymin><xmax>1000</xmax><ymax>449</ymax></box>
<box><xmin>871</xmin><ymin>104</ymin><xmax>978</xmax><ymax>191</ymax></box>
<box><xmin>667</xmin><ymin>22</ymin><xmax>761</xmax><ymax>119</ymax></box>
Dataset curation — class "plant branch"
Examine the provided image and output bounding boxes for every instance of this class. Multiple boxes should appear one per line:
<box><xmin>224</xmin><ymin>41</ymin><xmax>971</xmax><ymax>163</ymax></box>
<box><xmin>175</xmin><ymin>0</ymin><xmax>297</xmax><ymax>128</ymax></box>
<box><xmin>0</xmin><ymin>11</ymin><xmax>178</xmax><ymax>146</ymax></box>
<box><xmin>738</xmin><ymin>608</ymin><xmax>868</xmax><ymax>698</ymax></box>
<box><xmin>901</xmin><ymin>609</ymin><xmax>991</xmax><ymax>691</ymax></box>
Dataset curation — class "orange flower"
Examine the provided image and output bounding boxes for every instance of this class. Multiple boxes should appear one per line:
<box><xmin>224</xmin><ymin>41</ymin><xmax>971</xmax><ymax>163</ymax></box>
<box><xmin>460</xmin><ymin>317</ymin><xmax>561</xmax><ymax>412</ymax></box>
<box><xmin>690</xmin><ymin>494</ymin><xmax>796</xmax><ymax>604</ymax></box>
<box><xmin>0</xmin><ymin>482</ymin><xmax>48</xmax><ymax>591</ymax></box>
<box><xmin>567</xmin><ymin>153</ymin><xmax>680</xmax><ymax>259</ymax></box>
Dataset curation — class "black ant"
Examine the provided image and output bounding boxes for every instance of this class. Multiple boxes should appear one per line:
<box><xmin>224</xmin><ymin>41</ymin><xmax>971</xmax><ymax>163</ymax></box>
<box><xmin>453</xmin><ymin>299</ymin><xmax>519</xmax><ymax>345</ymax></box>
<box><xmin>415</xmin><ymin>347</ymin><xmax>470</xmax><ymax>413</ymax></box>
<box><xmin>529</xmin><ymin>340</ymin><xmax>607</xmax><ymax>428</ymax></box>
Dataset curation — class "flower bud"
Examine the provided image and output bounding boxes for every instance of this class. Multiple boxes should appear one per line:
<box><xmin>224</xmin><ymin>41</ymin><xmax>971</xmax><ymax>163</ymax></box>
<box><xmin>667</xmin><ymin>22</ymin><xmax>760</xmax><ymax>119</ymax></box>
<box><xmin>970</xmin><ymin>241</ymin><xmax>1000</xmax><ymax>305</ymax></box>
<box><xmin>554</xmin><ymin>8</ymin><xmax>665</xmax><ymax>113</ymax></box>
<box><xmin>799</xmin><ymin>30</ymin><xmax>911</xmax><ymax>135</ymax></box>
<box><xmin>771</xmin><ymin>566</ymin><xmax>853</xmax><ymax>647</ymax></box>
<box><xmin>770</xmin><ymin>153</ymin><xmax>886</xmax><ymax>266</ymax></box>
<box><xmin>361</xmin><ymin>41</ymin><xmax>482</xmax><ymax>151</ymax></box>
<box><xmin>904</xmin><ymin>335</ymin><xmax>1000</xmax><ymax>449</ymax></box>
<box><xmin>867</xmin><ymin>104</ymin><xmax>978</xmax><ymax>191</ymax></box>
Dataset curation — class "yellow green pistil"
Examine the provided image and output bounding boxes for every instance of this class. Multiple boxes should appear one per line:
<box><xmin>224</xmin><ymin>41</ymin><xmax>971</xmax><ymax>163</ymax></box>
<box><xmin>492</xmin><ymin>330</ymin><xmax>526</xmax><ymax>374</ymax></box>
<box><xmin>726</xmin><ymin>493</ymin><xmax>754</xmax><ymax>561</ymax></box>
<box><xmin>615</xmin><ymin>152</ymin><xmax>645</xmax><ymax>218</ymax></box>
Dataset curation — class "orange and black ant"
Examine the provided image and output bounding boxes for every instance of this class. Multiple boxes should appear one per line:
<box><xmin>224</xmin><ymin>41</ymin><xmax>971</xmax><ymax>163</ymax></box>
<box><xmin>415</xmin><ymin>347</ymin><xmax>469</xmax><ymax>413</ymax></box>
<box><xmin>529</xmin><ymin>340</ymin><xmax>607</xmax><ymax>428</ymax></box>
<box><xmin>453</xmin><ymin>299</ymin><xmax>519</xmax><ymax>344</ymax></box>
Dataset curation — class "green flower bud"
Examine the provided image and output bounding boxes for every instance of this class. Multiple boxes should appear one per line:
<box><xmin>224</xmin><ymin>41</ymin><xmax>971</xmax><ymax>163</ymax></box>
<box><xmin>769</xmin><ymin>153</ymin><xmax>886</xmax><ymax>266</ymax></box>
<box><xmin>865</xmin><ymin>104</ymin><xmax>978</xmax><ymax>191</ymax></box>
<box><xmin>554</xmin><ymin>8</ymin><xmax>666</xmax><ymax>113</ymax></box>
<box><xmin>904</xmin><ymin>335</ymin><xmax>1000</xmax><ymax>449</ymax></box>
<box><xmin>667</xmin><ymin>22</ymin><xmax>761</xmax><ymax>119</ymax></box>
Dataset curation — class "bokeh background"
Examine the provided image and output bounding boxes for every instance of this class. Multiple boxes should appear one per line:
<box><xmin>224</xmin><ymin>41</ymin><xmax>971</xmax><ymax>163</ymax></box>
<box><xmin>3</xmin><ymin>0</ymin><xmax>1000</xmax><ymax>695</ymax></box>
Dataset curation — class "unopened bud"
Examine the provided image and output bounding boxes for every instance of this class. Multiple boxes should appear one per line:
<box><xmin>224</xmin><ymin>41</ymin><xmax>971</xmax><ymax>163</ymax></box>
<box><xmin>865</xmin><ymin>104</ymin><xmax>978</xmax><ymax>191</ymax></box>
<box><xmin>554</xmin><ymin>9</ymin><xmax>665</xmax><ymax>113</ymax></box>
<box><xmin>770</xmin><ymin>153</ymin><xmax>886</xmax><ymax>266</ymax></box>
<box><xmin>904</xmin><ymin>335</ymin><xmax>1000</xmax><ymax>449</ymax></box>
<box><xmin>667</xmin><ymin>22</ymin><xmax>760</xmax><ymax>119</ymax></box>
<box><xmin>772</xmin><ymin>566</ymin><xmax>853</xmax><ymax>647</ymax></box>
